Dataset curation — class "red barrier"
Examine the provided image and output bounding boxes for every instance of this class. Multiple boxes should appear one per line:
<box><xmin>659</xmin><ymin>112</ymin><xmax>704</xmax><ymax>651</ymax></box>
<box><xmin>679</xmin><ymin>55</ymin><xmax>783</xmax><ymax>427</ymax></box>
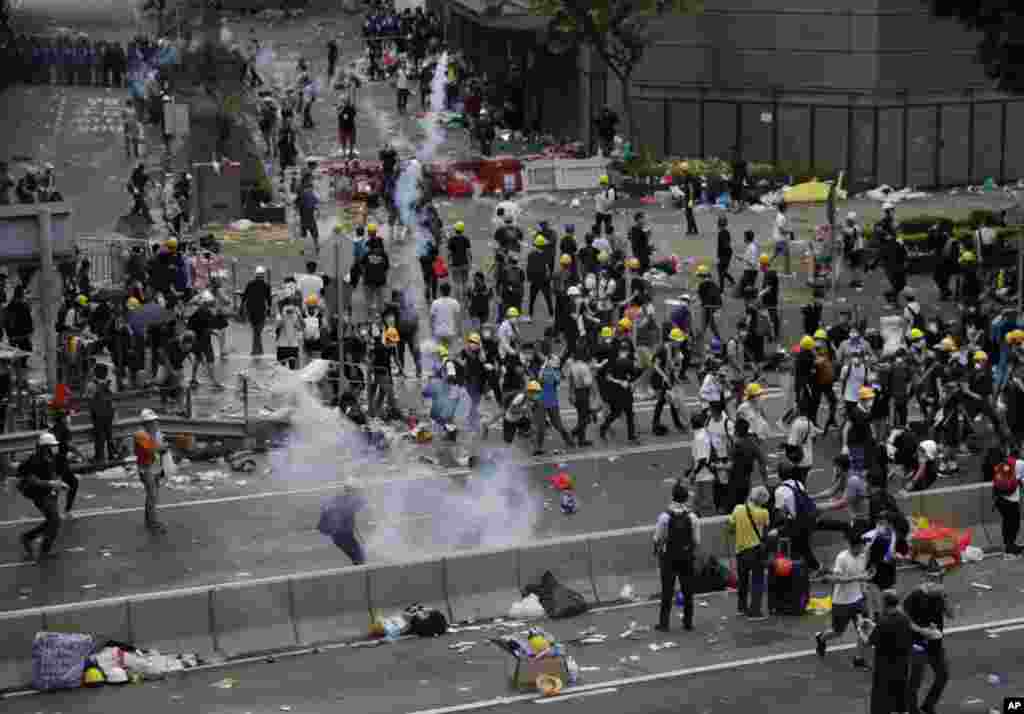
<box><xmin>479</xmin><ymin>158</ymin><xmax>523</xmax><ymax>194</ymax></box>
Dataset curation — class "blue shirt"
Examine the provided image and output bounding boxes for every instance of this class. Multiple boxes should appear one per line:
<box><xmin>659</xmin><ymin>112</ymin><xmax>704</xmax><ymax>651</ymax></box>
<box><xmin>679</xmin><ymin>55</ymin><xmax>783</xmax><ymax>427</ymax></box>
<box><xmin>540</xmin><ymin>365</ymin><xmax>560</xmax><ymax>409</ymax></box>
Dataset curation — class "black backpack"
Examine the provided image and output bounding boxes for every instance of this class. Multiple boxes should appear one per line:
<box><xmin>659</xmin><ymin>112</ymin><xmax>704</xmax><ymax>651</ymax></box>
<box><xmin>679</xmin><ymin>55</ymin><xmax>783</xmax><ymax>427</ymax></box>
<box><xmin>406</xmin><ymin>605</ymin><xmax>448</xmax><ymax>637</ymax></box>
<box><xmin>782</xmin><ymin>482</ymin><xmax>817</xmax><ymax>531</ymax></box>
<box><xmin>664</xmin><ymin>509</ymin><xmax>695</xmax><ymax>559</ymax></box>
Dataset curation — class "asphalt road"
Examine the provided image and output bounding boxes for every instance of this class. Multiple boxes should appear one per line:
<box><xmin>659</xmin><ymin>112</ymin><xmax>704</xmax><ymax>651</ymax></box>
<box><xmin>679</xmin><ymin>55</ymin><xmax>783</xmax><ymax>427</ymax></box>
<box><xmin>0</xmin><ymin>386</ymin><xmax>995</xmax><ymax>612</ymax></box>
<box><xmin>3</xmin><ymin>553</ymin><xmax>1022</xmax><ymax>713</ymax></box>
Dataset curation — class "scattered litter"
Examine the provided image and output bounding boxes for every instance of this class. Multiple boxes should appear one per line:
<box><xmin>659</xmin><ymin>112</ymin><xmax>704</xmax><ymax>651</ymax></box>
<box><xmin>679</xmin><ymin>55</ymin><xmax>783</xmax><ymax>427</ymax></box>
<box><xmin>608</xmin><ymin>456</ymin><xmax>619</xmax><ymax>462</ymax></box>
<box><xmin>962</xmin><ymin>546</ymin><xmax>984</xmax><ymax>562</ymax></box>
<box><xmin>579</xmin><ymin>666</ymin><xmax>601</xmax><ymax>672</ymax></box>
<box><xmin>65</xmin><ymin>546</ymin><xmax>86</xmax><ymax>553</ymax></box>
<box><xmin>280</xmin><ymin>707</ymin><xmax>293</xmax><ymax>712</ymax></box>
<box><xmin>457</xmin><ymin>686</ymin><xmax>473</xmax><ymax>693</ymax></box>
<box><xmin>211</xmin><ymin>677</ymin><xmax>239</xmax><ymax>689</ymax></box>
<box><xmin>648</xmin><ymin>642</ymin><xmax>679</xmax><ymax>652</ymax></box>
<box><xmin>579</xmin><ymin>636</ymin><xmax>607</xmax><ymax>645</ymax></box>
<box><xmin>987</xmin><ymin>633</ymin><xmax>999</xmax><ymax>639</ymax></box>
<box><xmin>619</xmin><ymin>584</ymin><xmax>636</xmax><ymax>601</ymax></box>
<box><xmin>971</xmin><ymin>582</ymin><xmax>993</xmax><ymax>591</ymax></box>
<box><xmin>81</xmin><ymin>584</ymin><xmax>97</xmax><ymax>590</ymax></box>
<box><xmin>987</xmin><ymin>674</ymin><xmax>1002</xmax><ymax>686</ymax></box>
<box><xmin>620</xmin><ymin>621</ymin><xmax>651</xmax><ymax>638</ymax></box>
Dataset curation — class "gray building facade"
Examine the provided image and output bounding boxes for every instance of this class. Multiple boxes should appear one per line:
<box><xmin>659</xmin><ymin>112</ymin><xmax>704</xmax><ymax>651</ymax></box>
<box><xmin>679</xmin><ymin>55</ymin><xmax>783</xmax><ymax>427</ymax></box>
<box><xmin>437</xmin><ymin>0</ymin><xmax>1024</xmax><ymax>190</ymax></box>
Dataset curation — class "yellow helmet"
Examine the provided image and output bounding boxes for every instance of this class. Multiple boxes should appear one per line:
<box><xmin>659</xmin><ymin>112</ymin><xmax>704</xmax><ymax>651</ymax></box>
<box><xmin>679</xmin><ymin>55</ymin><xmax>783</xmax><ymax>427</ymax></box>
<box><xmin>959</xmin><ymin>250</ymin><xmax>976</xmax><ymax>264</ymax></box>
<box><xmin>1008</xmin><ymin>329</ymin><xmax>1024</xmax><ymax>345</ymax></box>
<box><xmin>559</xmin><ymin>253</ymin><xmax>572</xmax><ymax>266</ymax></box>
<box><xmin>76</xmin><ymin>294</ymin><xmax>89</xmax><ymax>306</ymax></box>
<box><xmin>759</xmin><ymin>254</ymin><xmax>771</xmax><ymax>266</ymax></box>
<box><xmin>599</xmin><ymin>326</ymin><xmax>614</xmax><ymax>338</ymax></box>
<box><xmin>626</xmin><ymin>257</ymin><xmax>641</xmax><ymax>270</ymax></box>
<box><xmin>599</xmin><ymin>174</ymin><xmax>609</xmax><ymax>185</ymax></box>
<box><xmin>939</xmin><ymin>336</ymin><xmax>957</xmax><ymax>352</ymax></box>
<box><xmin>597</xmin><ymin>250</ymin><xmax>609</xmax><ymax>263</ymax></box>
<box><xmin>534</xmin><ymin>234</ymin><xmax>547</xmax><ymax>248</ymax></box>
<box><xmin>384</xmin><ymin>327</ymin><xmax>400</xmax><ymax>345</ymax></box>
<box><xmin>437</xmin><ymin>344</ymin><xmax>449</xmax><ymax>358</ymax></box>
<box><xmin>909</xmin><ymin>328</ymin><xmax>924</xmax><ymax>341</ymax></box>
<box><xmin>367</xmin><ymin>222</ymin><xmax>378</xmax><ymax>234</ymax></box>
<box><xmin>696</xmin><ymin>264</ymin><xmax>710</xmax><ymax>276</ymax></box>
<box><xmin>974</xmin><ymin>350</ymin><xmax>988</xmax><ymax>363</ymax></box>
<box><xmin>669</xmin><ymin>327</ymin><xmax>687</xmax><ymax>343</ymax></box>
<box><xmin>813</xmin><ymin>328</ymin><xmax>828</xmax><ymax>340</ymax></box>
<box><xmin>466</xmin><ymin>332</ymin><xmax>481</xmax><ymax>345</ymax></box>
<box><xmin>859</xmin><ymin>386</ymin><xmax>876</xmax><ymax>401</ymax></box>
<box><xmin>618</xmin><ymin>317</ymin><xmax>633</xmax><ymax>330</ymax></box>
<box><xmin>526</xmin><ymin>380</ymin><xmax>542</xmax><ymax>393</ymax></box>
<box><xmin>506</xmin><ymin>307</ymin><xmax>520</xmax><ymax>319</ymax></box>
<box><xmin>165</xmin><ymin>237</ymin><xmax>178</xmax><ymax>251</ymax></box>
<box><xmin>304</xmin><ymin>294</ymin><xmax>320</xmax><ymax>306</ymax></box>
<box><xmin>126</xmin><ymin>297</ymin><xmax>141</xmax><ymax>311</ymax></box>
<box><xmin>82</xmin><ymin>665</ymin><xmax>106</xmax><ymax>687</ymax></box>
<box><xmin>744</xmin><ymin>383</ymin><xmax>764</xmax><ymax>399</ymax></box>
<box><xmin>453</xmin><ymin>221</ymin><xmax>465</xmax><ymax>233</ymax></box>
<box><xmin>800</xmin><ymin>335</ymin><xmax>816</xmax><ymax>350</ymax></box>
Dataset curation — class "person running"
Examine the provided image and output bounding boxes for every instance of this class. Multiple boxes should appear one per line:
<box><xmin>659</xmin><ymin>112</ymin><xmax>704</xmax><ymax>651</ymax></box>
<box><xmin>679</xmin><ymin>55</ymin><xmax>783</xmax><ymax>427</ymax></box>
<box><xmin>17</xmin><ymin>433</ymin><xmax>68</xmax><ymax>561</ymax></box>
<box><xmin>814</xmin><ymin>526</ymin><xmax>872</xmax><ymax>670</ymax></box>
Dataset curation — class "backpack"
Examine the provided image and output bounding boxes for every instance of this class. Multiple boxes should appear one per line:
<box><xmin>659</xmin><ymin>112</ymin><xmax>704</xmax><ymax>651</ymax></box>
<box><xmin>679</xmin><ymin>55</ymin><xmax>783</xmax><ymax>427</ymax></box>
<box><xmin>663</xmin><ymin>509</ymin><xmax>695</xmax><ymax>559</ymax></box>
<box><xmin>906</xmin><ymin>304</ymin><xmax>924</xmax><ymax>331</ymax></box>
<box><xmin>405</xmin><ymin>605</ymin><xmax>448</xmax><ymax>637</ymax></box>
<box><xmin>814</xmin><ymin>353</ymin><xmax>834</xmax><ymax>385</ymax></box>
<box><xmin>504</xmin><ymin>265</ymin><xmax>524</xmax><ymax>295</ymax></box>
<box><xmin>303</xmin><ymin>315</ymin><xmax>320</xmax><ymax>342</ymax></box>
<box><xmin>782</xmin><ymin>482</ymin><xmax>817</xmax><ymax>530</ymax></box>
<box><xmin>994</xmin><ymin>461</ymin><xmax>1019</xmax><ymax>495</ymax></box>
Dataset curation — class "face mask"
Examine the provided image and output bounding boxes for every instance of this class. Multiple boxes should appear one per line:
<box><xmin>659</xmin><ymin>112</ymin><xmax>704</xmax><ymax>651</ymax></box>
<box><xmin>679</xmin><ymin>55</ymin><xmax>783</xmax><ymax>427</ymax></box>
<box><xmin>861</xmin><ymin>400</ymin><xmax>874</xmax><ymax>412</ymax></box>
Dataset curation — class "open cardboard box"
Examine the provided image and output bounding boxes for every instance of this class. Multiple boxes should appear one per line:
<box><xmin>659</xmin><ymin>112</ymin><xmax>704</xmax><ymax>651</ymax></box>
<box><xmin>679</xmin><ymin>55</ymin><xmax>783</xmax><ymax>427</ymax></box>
<box><xmin>508</xmin><ymin>654</ymin><xmax>568</xmax><ymax>690</ymax></box>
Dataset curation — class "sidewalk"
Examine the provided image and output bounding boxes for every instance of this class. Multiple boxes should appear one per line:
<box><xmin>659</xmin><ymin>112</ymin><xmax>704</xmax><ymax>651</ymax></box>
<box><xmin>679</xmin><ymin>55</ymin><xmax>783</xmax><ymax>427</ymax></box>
<box><xmin>2</xmin><ymin>548</ymin><xmax>1020</xmax><ymax>712</ymax></box>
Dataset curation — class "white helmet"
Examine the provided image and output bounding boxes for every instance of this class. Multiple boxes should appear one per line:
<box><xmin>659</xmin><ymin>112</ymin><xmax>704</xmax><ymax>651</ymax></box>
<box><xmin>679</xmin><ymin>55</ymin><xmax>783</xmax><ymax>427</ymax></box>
<box><xmin>566</xmin><ymin>286</ymin><xmax>581</xmax><ymax>297</ymax></box>
<box><xmin>140</xmin><ymin>408</ymin><xmax>159</xmax><ymax>423</ymax></box>
<box><xmin>38</xmin><ymin>432</ymin><xmax>58</xmax><ymax>448</ymax></box>
<box><xmin>255</xmin><ymin>266</ymin><xmax>267</xmax><ymax>276</ymax></box>
<box><xmin>200</xmin><ymin>290</ymin><xmax>214</xmax><ymax>303</ymax></box>
<box><xmin>918</xmin><ymin>439</ymin><xmax>938</xmax><ymax>461</ymax></box>
<box><xmin>882</xmin><ymin>201</ymin><xmax>894</xmax><ymax>211</ymax></box>
<box><xmin>846</xmin><ymin>211</ymin><xmax>857</xmax><ymax>221</ymax></box>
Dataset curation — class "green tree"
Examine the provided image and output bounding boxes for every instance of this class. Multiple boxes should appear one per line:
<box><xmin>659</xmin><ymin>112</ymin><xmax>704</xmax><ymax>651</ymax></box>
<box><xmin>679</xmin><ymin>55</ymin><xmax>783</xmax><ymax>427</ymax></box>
<box><xmin>923</xmin><ymin>2</ymin><xmax>1024</xmax><ymax>91</ymax></box>
<box><xmin>530</xmin><ymin>0</ymin><xmax>703</xmax><ymax>142</ymax></box>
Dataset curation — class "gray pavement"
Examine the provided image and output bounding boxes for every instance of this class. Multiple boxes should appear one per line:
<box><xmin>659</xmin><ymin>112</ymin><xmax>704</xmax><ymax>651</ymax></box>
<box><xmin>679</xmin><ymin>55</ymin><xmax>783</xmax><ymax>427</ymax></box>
<box><xmin>2</xmin><ymin>551</ymin><xmax>1022</xmax><ymax>713</ymax></box>
<box><xmin>0</xmin><ymin>387</ymin><xmax>995</xmax><ymax>612</ymax></box>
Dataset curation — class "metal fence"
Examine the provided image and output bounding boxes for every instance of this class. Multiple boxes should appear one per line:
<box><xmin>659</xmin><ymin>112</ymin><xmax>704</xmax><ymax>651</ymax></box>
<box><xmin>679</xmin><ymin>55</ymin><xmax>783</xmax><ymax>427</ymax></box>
<box><xmin>627</xmin><ymin>92</ymin><xmax>1024</xmax><ymax>192</ymax></box>
<box><xmin>77</xmin><ymin>235</ymin><xmax>152</xmax><ymax>288</ymax></box>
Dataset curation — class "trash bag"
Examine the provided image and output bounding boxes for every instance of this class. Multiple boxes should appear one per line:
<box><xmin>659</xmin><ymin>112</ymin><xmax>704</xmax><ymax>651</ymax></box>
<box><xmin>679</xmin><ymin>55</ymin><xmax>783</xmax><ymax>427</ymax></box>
<box><xmin>509</xmin><ymin>593</ymin><xmax>546</xmax><ymax>620</ymax></box>
<box><xmin>32</xmin><ymin>632</ymin><xmax>96</xmax><ymax>691</ymax></box>
<box><xmin>692</xmin><ymin>555</ymin><xmax>728</xmax><ymax>594</ymax></box>
<box><xmin>405</xmin><ymin>604</ymin><xmax>447</xmax><ymax>637</ymax></box>
<box><xmin>523</xmin><ymin>571</ymin><xmax>589</xmax><ymax>619</ymax></box>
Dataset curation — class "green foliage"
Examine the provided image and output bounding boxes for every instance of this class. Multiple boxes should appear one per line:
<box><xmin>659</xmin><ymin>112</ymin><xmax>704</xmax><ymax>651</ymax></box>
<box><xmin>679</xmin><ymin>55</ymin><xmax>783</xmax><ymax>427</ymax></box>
<box><xmin>621</xmin><ymin>144</ymin><xmax>663</xmax><ymax>178</ymax></box>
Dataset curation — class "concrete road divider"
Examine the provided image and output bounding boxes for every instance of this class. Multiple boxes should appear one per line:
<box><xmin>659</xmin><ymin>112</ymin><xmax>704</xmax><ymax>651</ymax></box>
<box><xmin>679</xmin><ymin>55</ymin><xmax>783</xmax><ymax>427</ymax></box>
<box><xmin>367</xmin><ymin>558</ymin><xmax>449</xmax><ymax>624</ymax></box>
<box><xmin>0</xmin><ymin>609</ymin><xmax>43</xmax><ymax>691</ymax></box>
<box><xmin>291</xmin><ymin>567</ymin><xmax>371</xmax><ymax>647</ymax></box>
<box><xmin>588</xmin><ymin>526</ymin><xmax>661</xmax><ymax>603</ymax></box>
<box><xmin>129</xmin><ymin>589</ymin><xmax>216</xmax><ymax>661</ymax></box>
<box><xmin>43</xmin><ymin>599</ymin><xmax>133</xmax><ymax>643</ymax></box>
<box><xmin>444</xmin><ymin>546</ymin><xmax>519</xmax><ymax>623</ymax></box>
<box><xmin>518</xmin><ymin>534</ymin><xmax>597</xmax><ymax>604</ymax></box>
<box><xmin>0</xmin><ymin>482</ymin><xmax>1008</xmax><ymax>693</ymax></box>
<box><xmin>211</xmin><ymin>580</ymin><xmax>298</xmax><ymax>658</ymax></box>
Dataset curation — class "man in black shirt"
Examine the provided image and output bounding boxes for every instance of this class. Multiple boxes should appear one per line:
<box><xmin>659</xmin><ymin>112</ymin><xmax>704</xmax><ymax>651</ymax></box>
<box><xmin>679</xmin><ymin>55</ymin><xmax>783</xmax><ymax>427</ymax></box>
<box><xmin>867</xmin><ymin>591</ymin><xmax>914</xmax><ymax>714</ymax></box>
<box><xmin>327</xmin><ymin>37</ymin><xmax>339</xmax><ymax>78</ymax></box>
<box><xmin>526</xmin><ymin>235</ymin><xmax>553</xmax><ymax>320</ymax></box>
<box><xmin>758</xmin><ymin>255</ymin><xmax>780</xmax><ymax>340</ymax></box>
<box><xmin>241</xmin><ymin>267</ymin><xmax>273</xmax><ymax>356</ymax></box>
<box><xmin>448</xmin><ymin>221</ymin><xmax>472</xmax><ymax>302</ymax></box>
<box><xmin>18</xmin><ymin>433</ymin><xmax>68</xmax><ymax>561</ymax></box>
<box><xmin>696</xmin><ymin>265</ymin><xmax>722</xmax><ymax>339</ymax></box>
<box><xmin>628</xmin><ymin>212</ymin><xmax>653</xmax><ymax>273</ymax></box>
<box><xmin>337</xmin><ymin>100</ymin><xmax>357</xmax><ymax>159</ymax></box>
<box><xmin>903</xmin><ymin>583</ymin><xmax>950</xmax><ymax>714</ymax></box>
<box><xmin>599</xmin><ymin>341</ymin><xmax>639</xmax><ymax>442</ymax></box>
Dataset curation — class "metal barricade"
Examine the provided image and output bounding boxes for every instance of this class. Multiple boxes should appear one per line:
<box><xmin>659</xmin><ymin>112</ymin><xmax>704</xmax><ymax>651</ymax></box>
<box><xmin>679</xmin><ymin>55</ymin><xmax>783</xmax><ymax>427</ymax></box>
<box><xmin>76</xmin><ymin>235</ymin><xmax>152</xmax><ymax>288</ymax></box>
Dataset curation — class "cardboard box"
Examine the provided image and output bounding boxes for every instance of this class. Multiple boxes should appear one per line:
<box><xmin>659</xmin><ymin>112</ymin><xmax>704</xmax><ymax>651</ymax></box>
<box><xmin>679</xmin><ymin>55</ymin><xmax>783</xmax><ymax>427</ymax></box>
<box><xmin>509</xmin><ymin>655</ymin><xmax>567</xmax><ymax>690</ymax></box>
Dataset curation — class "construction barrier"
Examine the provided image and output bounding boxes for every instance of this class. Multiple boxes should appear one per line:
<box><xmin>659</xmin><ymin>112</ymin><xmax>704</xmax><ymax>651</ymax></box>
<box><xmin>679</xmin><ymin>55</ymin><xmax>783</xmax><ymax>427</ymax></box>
<box><xmin>0</xmin><ymin>482</ymin><xmax>1004</xmax><ymax>692</ymax></box>
<box><xmin>76</xmin><ymin>235</ymin><xmax>151</xmax><ymax>288</ymax></box>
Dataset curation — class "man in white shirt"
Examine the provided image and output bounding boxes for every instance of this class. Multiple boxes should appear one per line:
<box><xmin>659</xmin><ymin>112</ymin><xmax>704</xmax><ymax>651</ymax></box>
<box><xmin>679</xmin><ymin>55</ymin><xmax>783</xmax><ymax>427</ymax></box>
<box><xmin>429</xmin><ymin>283</ymin><xmax>461</xmax><ymax>347</ymax></box>
<box><xmin>786</xmin><ymin>409</ymin><xmax>816</xmax><ymax>481</ymax></box>
<box><xmin>815</xmin><ymin>528</ymin><xmax>871</xmax><ymax>670</ymax></box>
<box><xmin>595</xmin><ymin>174</ymin><xmax>616</xmax><ymax>235</ymax></box>
<box><xmin>295</xmin><ymin>260</ymin><xmax>325</xmax><ymax>305</ymax></box>
<box><xmin>773</xmin><ymin>201</ymin><xmax>794</xmax><ymax>277</ymax></box>
<box><xmin>497</xmin><ymin>308</ymin><xmax>520</xmax><ymax>359</ymax></box>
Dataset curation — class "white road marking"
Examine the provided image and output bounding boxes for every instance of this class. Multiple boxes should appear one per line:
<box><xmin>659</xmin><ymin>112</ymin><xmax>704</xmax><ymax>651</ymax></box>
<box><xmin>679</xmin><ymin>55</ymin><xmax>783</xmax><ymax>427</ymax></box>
<box><xmin>0</xmin><ymin>439</ymin><xmax>712</xmax><ymax>528</ymax></box>
<box><xmin>986</xmin><ymin>622</ymin><xmax>1024</xmax><ymax>635</ymax></box>
<box><xmin>404</xmin><ymin>615</ymin><xmax>1024</xmax><ymax>714</ymax></box>
<box><xmin>534</xmin><ymin>688</ymin><xmax>618</xmax><ymax>704</ymax></box>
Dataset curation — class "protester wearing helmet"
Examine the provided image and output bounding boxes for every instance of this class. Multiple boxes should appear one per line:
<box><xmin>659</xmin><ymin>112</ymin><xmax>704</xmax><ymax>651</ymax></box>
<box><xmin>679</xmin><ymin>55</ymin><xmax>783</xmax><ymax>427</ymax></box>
<box><xmin>486</xmin><ymin>379</ymin><xmax>539</xmax><ymax>444</ymax></box>
<box><xmin>595</xmin><ymin>174</ymin><xmax>616</xmax><ymax>234</ymax></box>
<box><xmin>498</xmin><ymin>307</ymin><xmax>520</xmax><ymax>359</ymax></box>
<box><xmin>696</xmin><ymin>263</ymin><xmax>722</xmax><ymax>339</ymax></box>
<box><xmin>842</xmin><ymin>387</ymin><xmax>879</xmax><ymax>484</ymax></box>
<box><xmin>423</xmin><ymin>361</ymin><xmax>466</xmax><ymax>465</ymax></box>
<box><xmin>526</xmin><ymin>233</ymin><xmax>554</xmax><ymax>321</ymax></box>
<box><xmin>242</xmin><ymin>266</ymin><xmax>272</xmax><ymax>357</ymax></box>
<box><xmin>650</xmin><ymin>328</ymin><xmax>689</xmax><ymax>436</ymax></box>
<box><xmin>599</xmin><ymin>337</ymin><xmax>641</xmax><ymax>442</ymax></box>
<box><xmin>17</xmin><ymin>432</ymin><xmax>69</xmax><ymax>561</ymax></box>
<box><xmin>135</xmin><ymin>409</ymin><xmax>168</xmax><ymax>533</ymax></box>
<box><xmin>186</xmin><ymin>288</ymin><xmax>226</xmax><ymax>390</ymax></box>
<box><xmin>448</xmin><ymin>220</ymin><xmax>472</xmax><ymax>302</ymax></box>
<box><xmin>628</xmin><ymin>212</ymin><xmax>653</xmax><ymax>272</ymax></box>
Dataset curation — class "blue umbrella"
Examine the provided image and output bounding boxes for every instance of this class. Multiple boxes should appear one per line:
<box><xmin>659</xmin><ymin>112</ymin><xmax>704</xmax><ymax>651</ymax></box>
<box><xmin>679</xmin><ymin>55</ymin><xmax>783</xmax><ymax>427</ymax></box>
<box><xmin>127</xmin><ymin>302</ymin><xmax>171</xmax><ymax>335</ymax></box>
